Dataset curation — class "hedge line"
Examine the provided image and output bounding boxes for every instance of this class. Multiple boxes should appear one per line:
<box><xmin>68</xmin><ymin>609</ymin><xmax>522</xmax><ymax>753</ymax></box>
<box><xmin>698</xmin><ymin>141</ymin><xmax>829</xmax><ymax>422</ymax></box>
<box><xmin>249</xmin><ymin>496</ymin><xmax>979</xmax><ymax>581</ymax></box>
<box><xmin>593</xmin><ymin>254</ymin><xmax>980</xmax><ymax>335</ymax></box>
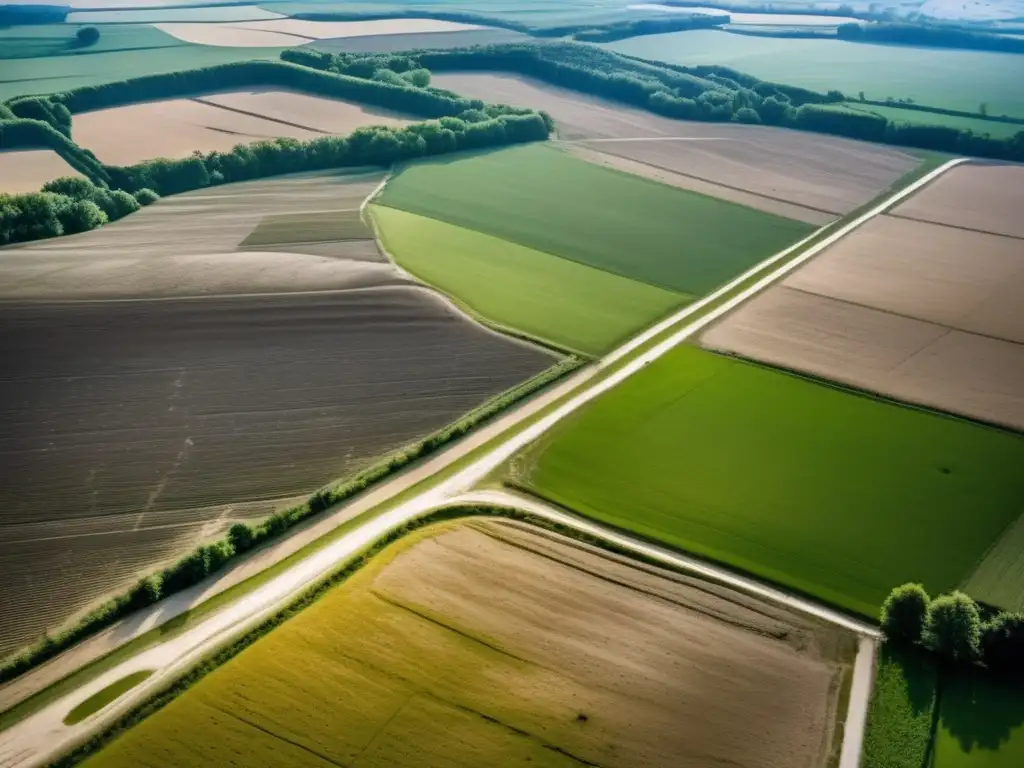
<box><xmin>0</xmin><ymin>356</ymin><xmax>581</xmax><ymax>684</ymax></box>
<box><xmin>411</xmin><ymin>42</ymin><xmax>1024</xmax><ymax>161</ymax></box>
<box><xmin>0</xmin><ymin>119</ymin><xmax>109</xmax><ymax>184</ymax></box>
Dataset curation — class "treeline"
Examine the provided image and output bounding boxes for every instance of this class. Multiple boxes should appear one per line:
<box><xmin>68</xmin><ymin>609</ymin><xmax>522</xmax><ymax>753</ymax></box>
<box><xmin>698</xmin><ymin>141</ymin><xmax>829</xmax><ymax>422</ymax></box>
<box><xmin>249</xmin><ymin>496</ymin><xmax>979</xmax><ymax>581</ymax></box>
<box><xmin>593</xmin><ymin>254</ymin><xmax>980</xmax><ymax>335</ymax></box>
<box><xmin>0</xmin><ymin>119</ymin><xmax>109</xmax><ymax>183</ymax></box>
<box><xmin>413</xmin><ymin>42</ymin><xmax>1024</xmax><ymax>161</ymax></box>
<box><xmin>0</xmin><ymin>177</ymin><xmax>156</xmax><ymax>246</ymax></box>
<box><xmin>882</xmin><ymin>583</ymin><xmax>1024</xmax><ymax>677</ymax></box>
<box><xmin>838</xmin><ymin>21</ymin><xmax>1024</xmax><ymax>53</ymax></box>
<box><xmin>291</xmin><ymin>8</ymin><xmax>727</xmax><ymax>41</ymax></box>
<box><xmin>0</xmin><ymin>357</ymin><xmax>580</xmax><ymax>685</ymax></box>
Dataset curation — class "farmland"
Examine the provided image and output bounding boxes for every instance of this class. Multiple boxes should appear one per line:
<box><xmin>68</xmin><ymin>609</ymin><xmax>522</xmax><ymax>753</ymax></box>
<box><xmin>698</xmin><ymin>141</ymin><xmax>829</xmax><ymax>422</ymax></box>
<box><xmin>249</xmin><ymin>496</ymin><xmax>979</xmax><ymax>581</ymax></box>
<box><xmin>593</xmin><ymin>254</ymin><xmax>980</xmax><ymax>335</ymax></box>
<box><xmin>0</xmin><ymin>150</ymin><xmax>81</xmax><ymax>194</ymax></box>
<box><xmin>0</xmin><ymin>25</ymin><xmax>282</xmax><ymax>102</ymax></box>
<box><xmin>71</xmin><ymin>88</ymin><xmax>412</xmax><ymax>165</ymax></box>
<box><xmin>371</xmin><ymin>206</ymin><xmax>687</xmax><ymax>356</ymax></box>
<box><xmin>375</xmin><ymin>143</ymin><xmax>815</xmax><ymax>295</ymax></box>
<box><xmin>829</xmin><ymin>103</ymin><xmax>1023</xmax><ymax>139</ymax></box>
<box><xmin>604</xmin><ymin>29</ymin><xmax>1024</xmax><ymax>118</ymax></box>
<box><xmin>431</xmin><ymin>72</ymin><xmax>920</xmax><ymax>217</ymax></box>
<box><xmin>80</xmin><ymin>519</ymin><xmax>856</xmax><ymax>767</ymax></box>
<box><xmin>153</xmin><ymin>18</ymin><xmax>488</xmax><ymax>47</ymax></box>
<box><xmin>508</xmin><ymin>345</ymin><xmax>1024</xmax><ymax>617</ymax></box>
<box><xmin>703</xmin><ymin>163</ymin><xmax>1024</xmax><ymax>431</ymax></box>
<box><xmin>0</xmin><ymin>170</ymin><xmax>553</xmax><ymax>658</ymax></box>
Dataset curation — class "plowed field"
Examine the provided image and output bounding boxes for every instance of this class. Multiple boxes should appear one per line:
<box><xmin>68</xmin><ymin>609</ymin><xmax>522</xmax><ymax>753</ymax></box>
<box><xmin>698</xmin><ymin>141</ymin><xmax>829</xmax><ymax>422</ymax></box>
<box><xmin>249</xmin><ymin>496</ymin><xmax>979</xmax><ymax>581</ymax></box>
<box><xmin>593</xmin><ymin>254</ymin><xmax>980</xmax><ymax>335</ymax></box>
<box><xmin>0</xmin><ymin>149</ymin><xmax>82</xmax><ymax>194</ymax></box>
<box><xmin>83</xmin><ymin>519</ymin><xmax>855</xmax><ymax>768</ymax></box>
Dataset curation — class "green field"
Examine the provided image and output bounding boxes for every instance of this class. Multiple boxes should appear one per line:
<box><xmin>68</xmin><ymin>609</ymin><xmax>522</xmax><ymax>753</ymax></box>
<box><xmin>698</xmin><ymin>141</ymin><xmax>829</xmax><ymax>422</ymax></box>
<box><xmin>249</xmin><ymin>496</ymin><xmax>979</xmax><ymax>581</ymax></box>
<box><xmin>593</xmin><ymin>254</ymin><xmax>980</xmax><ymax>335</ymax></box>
<box><xmin>604</xmin><ymin>30</ymin><xmax>1024</xmax><ymax>118</ymax></box>
<box><xmin>511</xmin><ymin>345</ymin><xmax>1024</xmax><ymax>617</ymax></box>
<box><xmin>862</xmin><ymin>647</ymin><xmax>937</xmax><ymax>768</ymax></box>
<box><xmin>375</xmin><ymin>144</ymin><xmax>814</xmax><ymax>295</ymax></box>
<box><xmin>863</xmin><ymin>646</ymin><xmax>1024</xmax><ymax>768</ymax></box>
<box><xmin>0</xmin><ymin>25</ymin><xmax>282</xmax><ymax>101</ymax></box>
<box><xmin>64</xmin><ymin>671</ymin><xmax>153</xmax><ymax>726</ymax></box>
<box><xmin>371</xmin><ymin>206</ymin><xmax>688</xmax><ymax>355</ymax></box>
<box><xmin>834</xmin><ymin>103</ymin><xmax>1023</xmax><ymax>138</ymax></box>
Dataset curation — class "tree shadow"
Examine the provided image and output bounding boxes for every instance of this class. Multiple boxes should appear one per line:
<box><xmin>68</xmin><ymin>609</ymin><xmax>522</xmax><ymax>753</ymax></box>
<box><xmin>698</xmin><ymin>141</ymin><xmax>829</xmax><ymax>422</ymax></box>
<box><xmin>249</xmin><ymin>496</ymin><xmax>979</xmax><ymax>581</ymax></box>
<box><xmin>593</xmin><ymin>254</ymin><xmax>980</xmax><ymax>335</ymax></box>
<box><xmin>939</xmin><ymin>664</ymin><xmax>1024</xmax><ymax>754</ymax></box>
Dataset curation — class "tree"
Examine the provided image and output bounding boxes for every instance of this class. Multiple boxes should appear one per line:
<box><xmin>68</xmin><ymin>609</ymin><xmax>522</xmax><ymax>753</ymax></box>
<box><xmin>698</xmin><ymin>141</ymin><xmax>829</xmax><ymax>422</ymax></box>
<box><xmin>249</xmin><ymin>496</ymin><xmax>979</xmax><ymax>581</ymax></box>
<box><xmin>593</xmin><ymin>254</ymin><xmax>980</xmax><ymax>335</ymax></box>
<box><xmin>41</xmin><ymin>176</ymin><xmax>97</xmax><ymax>200</ymax></box>
<box><xmin>401</xmin><ymin>68</ymin><xmax>431</xmax><ymax>88</ymax></box>
<box><xmin>733</xmin><ymin>107</ymin><xmax>762</xmax><ymax>124</ymax></box>
<box><xmin>881</xmin><ymin>583</ymin><xmax>930</xmax><ymax>645</ymax></box>
<box><xmin>922</xmin><ymin>591</ymin><xmax>981</xmax><ymax>663</ymax></box>
<box><xmin>107</xmin><ymin>189</ymin><xmax>141</xmax><ymax>219</ymax></box>
<box><xmin>979</xmin><ymin>102</ymin><xmax>989</xmax><ymax>116</ymax></box>
<box><xmin>76</xmin><ymin>26</ymin><xmax>100</xmax><ymax>47</ymax></box>
<box><xmin>980</xmin><ymin>612</ymin><xmax>1024</xmax><ymax>676</ymax></box>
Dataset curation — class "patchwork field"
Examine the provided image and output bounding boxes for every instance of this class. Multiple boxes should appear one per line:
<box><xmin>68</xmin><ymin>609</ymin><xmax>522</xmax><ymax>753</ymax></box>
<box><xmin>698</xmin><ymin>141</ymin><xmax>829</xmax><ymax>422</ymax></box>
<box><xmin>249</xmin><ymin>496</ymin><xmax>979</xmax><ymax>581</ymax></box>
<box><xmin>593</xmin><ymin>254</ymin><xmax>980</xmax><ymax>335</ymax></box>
<box><xmin>604</xmin><ymin>29</ymin><xmax>1024</xmax><ymax>117</ymax></box>
<box><xmin>0</xmin><ymin>25</ymin><xmax>282</xmax><ymax>101</ymax></box>
<box><xmin>310</xmin><ymin>27</ymin><xmax>531</xmax><ymax>54</ymax></box>
<box><xmin>507</xmin><ymin>345</ymin><xmax>1024</xmax><ymax>617</ymax></box>
<box><xmin>376</xmin><ymin>143</ymin><xmax>815</xmax><ymax>296</ymax></box>
<box><xmin>702</xmin><ymin>163</ymin><xmax>1024</xmax><ymax>431</ymax></box>
<box><xmin>0</xmin><ymin>170</ymin><xmax>396</xmax><ymax>299</ymax></box>
<box><xmin>154</xmin><ymin>18</ymin><xmax>487</xmax><ymax>47</ymax></box>
<box><xmin>81</xmin><ymin>519</ymin><xmax>856</xmax><ymax>767</ymax></box>
<box><xmin>0</xmin><ymin>150</ymin><xmax>81</xmax><ymax>194</ymax></box>
<box><xmin>431</xmin><ymin>72</ymin><xmax>919</xmax><ymax>216</ymax></box>
<box><xmin>0</xmin><ymin>170</ymin><xmax>554</xmax><ymax>657</ymax></box>
<box><xmin>66</xmin><ymin>5</ymin><xmax>285</xmax><ymax>23</ymax></box>
<box><xmin>371</xmin><ymin>206</ymin><xmax>687</xmax><ymax>355</ymax></box>
<box><xmin>71</xmin><ymin>88</ymin><xmax>411</xmax><ymax>165</ymax></box>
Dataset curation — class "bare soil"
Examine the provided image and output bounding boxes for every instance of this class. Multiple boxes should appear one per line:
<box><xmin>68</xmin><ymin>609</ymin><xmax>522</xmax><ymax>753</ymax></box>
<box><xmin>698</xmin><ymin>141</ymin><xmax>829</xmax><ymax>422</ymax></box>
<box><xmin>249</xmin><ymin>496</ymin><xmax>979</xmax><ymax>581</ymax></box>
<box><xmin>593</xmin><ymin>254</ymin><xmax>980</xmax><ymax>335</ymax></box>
<box><xmin>892</xmin><ymin>163</ymin><xmax>1024</xmax><ymax>240</ymax></box>
<box><xmin>432</xmin><ymin>72</ymin><xmax>917</xmax><ymax>214</ymax></box>
<box><xmin>703</xmin><ymin>163</ymin><xmax>1024</xmax><ymax>430</ymax></box>
<box><xmin>71</xmin><ymin>88</ymin><xmax>410</xmax><ymax>165</ymax></box>
<box><xmin>0</xmin><ymin>293</ymin><xmax>551</xmax><ymax>657</ymax></box>
<box><xmin>87</xmin><ymin>520</ymin><xmax>856</xmax><ymax>768</ymax></box>
<box><xmin>0</xmin><ymin>170</ymin><xmax>392</xmax><ymax>300</ymax></box>
<box><xmin>566</xmin><ymin>144</ymin><xmax>835</xmax><ymax>224</ymax></box>
<box><xmin>155</xmin><ymin>18</ymin><xmax>483</xmax><ymax>47</ymax></box>
<box><xmin>702</xmin><ymin>286</ymin><xmax>1024</xmax><ymax>430</ymax></box>
<box><xmin>0</xmin><ymin>149</ymin><xmax>81</xmax><ymax>194</ymax></box>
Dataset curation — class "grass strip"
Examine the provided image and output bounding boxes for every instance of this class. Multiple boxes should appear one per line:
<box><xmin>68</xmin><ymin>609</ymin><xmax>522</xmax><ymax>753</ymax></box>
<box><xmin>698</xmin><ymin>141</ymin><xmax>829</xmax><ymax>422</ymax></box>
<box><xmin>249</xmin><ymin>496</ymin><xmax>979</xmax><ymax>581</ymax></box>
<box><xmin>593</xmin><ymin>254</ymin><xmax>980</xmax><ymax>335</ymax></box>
<box><xmin>861</xmin><ymin>645</ymin><xmax>939</xmax><ymax>768</ymax></box>
<box><xmin>63</xmin><ymin>671</ymin><xmax>153</xmax><ymax>727</ymax></box>
<box><xmin>0</xmin><ymin>356</ymin><xmax>581</xmax><ymax>689</ymax></box>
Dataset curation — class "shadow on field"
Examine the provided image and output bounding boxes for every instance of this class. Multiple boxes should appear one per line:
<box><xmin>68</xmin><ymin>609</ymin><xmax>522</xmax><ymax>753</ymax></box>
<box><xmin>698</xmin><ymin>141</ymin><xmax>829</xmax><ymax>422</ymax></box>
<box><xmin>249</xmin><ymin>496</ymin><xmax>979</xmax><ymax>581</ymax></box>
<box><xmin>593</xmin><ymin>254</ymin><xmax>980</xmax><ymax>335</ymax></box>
<box><xmin>940</xmin><ymin>665</ymin><xmax>1024</xmax><ymax>754</ymax></box>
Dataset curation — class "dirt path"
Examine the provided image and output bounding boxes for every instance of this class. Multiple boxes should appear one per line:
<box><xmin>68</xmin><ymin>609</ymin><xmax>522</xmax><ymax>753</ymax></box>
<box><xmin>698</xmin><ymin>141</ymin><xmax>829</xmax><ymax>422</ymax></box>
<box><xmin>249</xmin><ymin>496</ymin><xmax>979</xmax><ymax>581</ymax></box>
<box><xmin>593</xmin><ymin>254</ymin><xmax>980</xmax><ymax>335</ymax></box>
<box><xmin>0</xmin><ymin>159</ymin><xmax>963</xmax><ymax>768</ymax></box>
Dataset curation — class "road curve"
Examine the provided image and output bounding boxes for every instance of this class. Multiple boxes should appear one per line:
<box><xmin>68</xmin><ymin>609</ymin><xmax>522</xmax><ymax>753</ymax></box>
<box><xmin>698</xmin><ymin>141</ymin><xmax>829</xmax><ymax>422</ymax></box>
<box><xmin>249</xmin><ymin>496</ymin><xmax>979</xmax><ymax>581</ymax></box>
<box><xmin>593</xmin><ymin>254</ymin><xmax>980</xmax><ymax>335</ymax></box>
<box><xmin>0</xmin><ymin>158</ymin><xmax>963</xmax><ymax>767</ymax></box>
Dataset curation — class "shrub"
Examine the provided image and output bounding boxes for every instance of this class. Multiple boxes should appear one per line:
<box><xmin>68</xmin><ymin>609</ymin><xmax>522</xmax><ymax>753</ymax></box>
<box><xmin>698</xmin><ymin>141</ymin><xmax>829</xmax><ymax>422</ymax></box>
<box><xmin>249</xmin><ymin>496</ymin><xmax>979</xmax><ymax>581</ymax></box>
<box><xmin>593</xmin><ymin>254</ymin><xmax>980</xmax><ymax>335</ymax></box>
<box><xmin>42</xmin><ymin>176</ymin><xmax>97</xmax><ymax>200</ymax></box>
<box><xmin>204</xmin><ymin>540</ymin><xmax>235</xmax><ymax>572</ymax></box>
<box><xmin>922</xmin><ymin>591</ymin><xmax>981</xmax><ymax>663</ymax></box>
<box><xmin>228</xmin><ymin>523</ymin><xmax>255</xmax><ymax>554</ymax></box>
<box><xmin>76</xmin><ymin>26</ymin><xmax>100</xmax><ymax>46</ymax></box>
<box><xmin>308</xmin><ymin>489</ymin><xmax>333</xmax><ymax>515</ymax></box>
<box><xmin>401</xmin><ymin>68</ymin><xmax>431</xmax><ymax>88</ymax></box>
<box><xmin>127</xmin><ymin>575</ymin><xmax>162</xmax><ymax>610</ymax></box>
<box><xmin>107</xmin><ymin>189</ymin><xmax>141</xmax><ymax>219</ymax></box>
<box><xmin>733</xmin><ymin>106</ymin><xmax>762</xmax><ymax>124</ymax></box>
<box><xmin>980</xmin><ymin>612</ymin><xmax>1024</xmax><ymax>676</ymax></box>
<box><xmin>55</xmin><ymin>198</ymin><xmax>107</xmax><ymax>234</ymax></box>
<box><xmin>881</xmin><ymin>583</ymin><xmax>930</xmax><ymax>645</ymax></box>
<box><xmin>133</xmin><ymin>188</ymin><xmax>160</xmax><ymax>206</ymax></box>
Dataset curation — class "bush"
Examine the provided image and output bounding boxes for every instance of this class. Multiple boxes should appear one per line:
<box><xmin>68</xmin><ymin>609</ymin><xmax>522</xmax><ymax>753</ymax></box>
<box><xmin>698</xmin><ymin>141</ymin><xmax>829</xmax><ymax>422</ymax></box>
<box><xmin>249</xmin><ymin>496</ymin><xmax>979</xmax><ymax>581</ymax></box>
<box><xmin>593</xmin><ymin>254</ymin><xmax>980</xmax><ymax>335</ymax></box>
<box><xmin>76</xmin><ymin>26</ymin><xmax>101</xmax><ymax>46</ymax></box>
<box><xmin>228</xmin><ymin>523</ymin><xmax>255</xmax><ymax>554</ymax></box>
<box><xmin>980</xmin><ymin>612</ymin><xmax>1024</xmax><ymax>676</ymax></box>
<box><xmin>55</xmin><ymin>198</ymin><xmax>107</xmax><ymax>234</ymax></box>
<box><xmin>733</xmin><ymin>106</ymin><xmax>762</xmax><ymax>124</ymax></box>
<box><xmin>922</xmin><ymin>591</ymin><xmax>981</xmax><ymax>663</ymax></box>
<box><xmin>401</xmin><ymin>68</ymin><xmax>431</xmax><ymax>88</ymax></box>
<box><xmin>127</xmin><ymin>575</ymin><xmax>162</xmax><ymax>610</ymax></box>
<box><xmin>41</xmin><ymin>176</ymin><xmax>97</xmax><ymax>200</ymax></box>
<box><xmin>107</xmin><ymin>189</ymin><xmax>141</xmax><ymax>219</ymax></box>
<box><xmin>881</xmin><ymin>583</ymin><xmax>930</xmax><ymax>645</ymax></box>
<box><xmin>133</xmin><ymin>188</ymin><xmax>160</xmax><ymax>206</ymax></box>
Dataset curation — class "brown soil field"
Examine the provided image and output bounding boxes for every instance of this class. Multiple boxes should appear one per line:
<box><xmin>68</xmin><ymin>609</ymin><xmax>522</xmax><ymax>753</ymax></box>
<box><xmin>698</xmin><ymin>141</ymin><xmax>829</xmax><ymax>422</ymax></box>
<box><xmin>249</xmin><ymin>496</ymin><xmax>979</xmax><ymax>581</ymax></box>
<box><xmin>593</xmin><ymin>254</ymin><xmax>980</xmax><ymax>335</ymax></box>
<box><xmin>565</xmin><ymin>144</ymin><xmax>835</xmax><ymax>224</ymax></box>
<box><xmin>433</xmin><ymin>72</ymin><xmax>917</xmax><ymax>214</ymax></box>
<box><xmin>88</xmin><ymin>519</ymin><xmax>855</xmax><ymax>768</ymax></box>
<box><xmin>891</xmin><ymin>162</ymin><xmax>1024</xmax><ymax>240</ymax></box>
<box><xmin>155</xmin><ymin>18</ymin><xmax>484</xmax><ymax>47</ymax></box>
<box><xmin>310</xmin><ymin>27</ymin><xmax>530</xmax><ymax>54</ymax></box>
<box><xmin>71</xmin><ymin>88</ymin><xmax>411</xmax><ymax>165</ymax></box>
<box><xmin>0</xmin><ymin>294</ymin><xmax>552</xmax><ymax>657</ymax></box>
<box><xmin>0</xmin><ymin>170</ymin><xmax>395</xmax><ymax>300</ymax></box>
<box><xmin>702</xmin><ymin>164</ymin><xmax>1024</xmax><ymax>430</ymax></box>
<box><xmin>0</xmin><ymin>149</ymin><xmax>81</xmax><ymax>194</ymax></box>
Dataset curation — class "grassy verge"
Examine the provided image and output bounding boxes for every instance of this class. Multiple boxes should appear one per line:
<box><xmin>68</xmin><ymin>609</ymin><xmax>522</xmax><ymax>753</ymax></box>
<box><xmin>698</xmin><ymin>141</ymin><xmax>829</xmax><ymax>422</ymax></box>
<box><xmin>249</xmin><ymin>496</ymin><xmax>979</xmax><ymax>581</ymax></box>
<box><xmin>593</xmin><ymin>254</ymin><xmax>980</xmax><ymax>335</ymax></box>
<box><xmin>63</xmin><ymin>671</ymin><xmax>153</xmax><ymax>727</ymax></box>
<box><xmin>861</xmin><ymin>645</ymin><xmax>939</xmax><ymax>768</ymax></box>
<box><xmin>0</xmin><ymin>356</ymin><xmax>581</xmax><ymax>691</ymax></box>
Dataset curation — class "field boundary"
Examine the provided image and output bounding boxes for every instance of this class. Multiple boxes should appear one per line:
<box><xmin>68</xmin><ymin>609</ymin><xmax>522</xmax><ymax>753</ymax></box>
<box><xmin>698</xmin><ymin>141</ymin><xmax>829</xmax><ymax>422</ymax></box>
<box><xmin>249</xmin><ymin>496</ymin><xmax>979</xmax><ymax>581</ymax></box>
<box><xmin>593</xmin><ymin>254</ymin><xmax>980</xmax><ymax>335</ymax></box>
<box><xmin>0</xmin><ymin>154</ymin><xmax>966</xmax><ymax>766</ymax></box>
